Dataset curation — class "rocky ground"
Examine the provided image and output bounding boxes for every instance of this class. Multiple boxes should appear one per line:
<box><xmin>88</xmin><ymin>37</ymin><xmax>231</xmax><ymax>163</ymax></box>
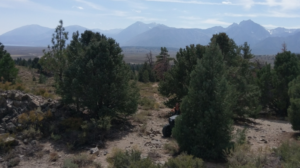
<box><xmin>0</xmin><ymin>85</ymin><xmax>298</xmax><ymax>168</ymax></box>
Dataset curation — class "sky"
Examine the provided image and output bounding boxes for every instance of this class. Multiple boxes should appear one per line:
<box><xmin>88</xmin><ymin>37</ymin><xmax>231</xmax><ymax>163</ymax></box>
<box><xmin>0</xmin><ymin>0</ymin><xmax>300</xmax><ymax>35</ymax></box>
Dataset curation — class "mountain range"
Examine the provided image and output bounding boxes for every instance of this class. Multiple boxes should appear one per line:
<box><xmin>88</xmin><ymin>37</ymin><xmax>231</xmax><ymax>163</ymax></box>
<box><xmin>1</xmin><ymin>20</ymin><xmax>299</xmax><ymax>55</ymax></box>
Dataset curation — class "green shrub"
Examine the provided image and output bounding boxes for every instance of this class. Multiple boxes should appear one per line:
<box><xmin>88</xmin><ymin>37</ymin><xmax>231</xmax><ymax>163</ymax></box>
<box><xmin>38</xmin><ymin>74</ymin><xmax>47</xmax><ymax>84</ymax></box>
<box><xmin>22</xmin><ymin>126</ymin><xmax>42</xmax><ymax>140</ymax></box>
<box><xmin>51</xmin><ymin>132</ymin><xmax>61</xmax><ymax>141</ymax></box>
<box><xmin>63</xmin><ymin>158</ymin><xmax>79</xmax><ymax>168</ymax></box>
<box><xmin>107</xmin><ymin>148</ymin><xmax>141</xmax><ymax>168</ymax></box>
<box><xmin>163</xmin><ymin>153</ymin><xmax>204</xmax><ymax>168</ymax></box>
<box><xmin>129</xmin><ymin>158</ymin><xmax>158</xmax><ymax>168</ymax></box>
<box><xmin>275</xmin><ymin>141</ymin><xmax>300</xmax><ymax>167</ymax></box>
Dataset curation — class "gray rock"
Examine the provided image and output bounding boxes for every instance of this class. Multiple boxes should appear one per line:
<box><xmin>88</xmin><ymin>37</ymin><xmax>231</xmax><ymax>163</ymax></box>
<box><xmin>0</xmin><ymin>128</ymin><xmax>5</xmax><ymax>134</ymax></box>
<box><xmin>21</xmin><ymin>94</ymin><xmax>30</xmax><ymax>101</ymax></box>
<box><xmin>31</xmin><ymin>140</ymin><xmax>37</xmax><ymax>145</ymax></box>
<box><xmin>7</xmin><ymin>92</ymin><xmax>15</xmax><ymax>99</ymax></box>
<box><xmin>6</xmin><ymin>122</ymin><xmax>16</xmax><ymax>132</ymax></box>
<box><xmin>0</xmin><ymin>93</ymin><xmax>7</xmax><ymax>99</ymax></box>
<box><xmin>13</xmin><ymin>101</ymin><xmax>23</xmax><ymax>107</ymax></box>
<box><xmin>23</xmin><ymin>139</ymin><xmax>28</xmax><ymax>144</ymax></box>
<box><xmin>103</xmin><ymin>150</ymin><xmax>108</xmax><ymax>156</ymax></box>
<box><xmin>2</xmin><ymin>117</ymin><xmax>9</xmax><ymax>122</ymax></box>
<box><xmin>90</xmin><ymin>147</ymin><xmax>99</xmax><ymax>154</ymax></box>
<box><xmin>0</xmin><ymin>97</ymin><xmax>6</xmax><ymax>107</ymax></box>
<box><xmin>14</xmin><ymin>93</ymin><xmax>23</xmax><ymax>101</ymax></box>
<box><xmin>0</xmin><ymin>108</ymin><xmax>8</xmax><ymax>118</ymax></box>
<box><xmin>0</xmin><ymin>157</ymin><xmax>3</xmax><ymax>162</ymax></box>
<box><xmin>1</xmin><ymin>161</ymin><xmax>8</xmax><ymax>168</ymax></box>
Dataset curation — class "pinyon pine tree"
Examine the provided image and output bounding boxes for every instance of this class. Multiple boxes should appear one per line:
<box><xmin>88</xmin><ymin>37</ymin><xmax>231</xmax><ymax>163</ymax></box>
<box><xmin>61</xmin><ymin>31</ymin><xmax>139</xmax><ymax>118</ymax></box>
<box><xmin>0</xmin><ymin>42</ymin><xmax>18</xmax><ymax>82</ymax></box>
<box><xmin>288</xmin><ymin>76</ymin><xmax>300</xmax><ymax>130</ymax></box>
<box><xmin>172</xmin><ymin>39</ymin><xmax>234</xmax><ymax>160</ymax></box>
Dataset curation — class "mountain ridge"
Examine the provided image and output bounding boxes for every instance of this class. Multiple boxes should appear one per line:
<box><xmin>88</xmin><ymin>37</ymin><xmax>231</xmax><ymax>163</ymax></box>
<box><xmin>1</xmin><ymin>20</ymin><xmax>299</xmax><ymax>55</ymax></box>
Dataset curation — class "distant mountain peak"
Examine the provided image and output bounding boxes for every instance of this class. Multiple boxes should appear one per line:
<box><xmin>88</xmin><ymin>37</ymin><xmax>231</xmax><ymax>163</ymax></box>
<box><xmin>227</xmin><ymin>23</ymin><xmax>238</xmax><ymax>29</ymax></box>
<box><xmin>239</xmin><ymin>19</ymin><xmax>259</xmax><ymax>26</ymax></box>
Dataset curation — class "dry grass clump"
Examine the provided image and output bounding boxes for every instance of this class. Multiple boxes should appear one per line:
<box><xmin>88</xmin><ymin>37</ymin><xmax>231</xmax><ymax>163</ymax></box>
<box><xmin>0</xmin><ymin>82</ymin><xmax>25</xmax><ymax>91</ymax></box>
<box><xmin>49</xmin><ymin>152</ymin><xmax>59</xmax><ymax>162</ymax></box>
<box><xmin>147</xmin><ymin>150</ymin><xmax>161</xmax><ymax>161</ymax></box>
<box><xmin>163</xmin><ymin>140</ymin><xmax>180</xmax><ymax>156</ymax></box>
<box><xmin>164</xmin><ymin>153</ymin><xmax>204</xmax><ymax>168</ymax></box>
<box><xmin>3</xmin><ymin>150</ymin><xmax>20</xmax><ymax>167</ymax></box>
<box><xmin>134</xmin><ymin>123</ymin><xmax>147</xmax><ymax>136</ymax></box>
<box><xmin>62</xmin><ymin>154</ymin><xmax>101</xmax><ymax>168</ymax></box>
<box><xmin>106</xmin><ymin>147</ymin><xmax>146</xmax><ymax>168</ymax></box>
<box><xmin>0</xmin><ymin>133</ymin><xmax>16</xmax><ymax>153</ymax></box>
<box><xmin>132</xmin><ymin>111</ymin><xmax>151</xmax><ymax>123</ymax></box>
<box><xmin>15</xmin><ymin>65</ymin><xmax>58</xmax><ymax>99</ymax></box>
<box><xmin>227</xmin><ymin>144</ymin><xmax>267</xmax><ymax>168</ymax></box>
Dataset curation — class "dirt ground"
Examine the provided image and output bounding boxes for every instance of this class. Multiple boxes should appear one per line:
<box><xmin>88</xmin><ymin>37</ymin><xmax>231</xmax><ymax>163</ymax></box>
<box><xmin>11</xmin><ymin>84</ymin><xmax>297</xmax><ymax>168</ymax></box>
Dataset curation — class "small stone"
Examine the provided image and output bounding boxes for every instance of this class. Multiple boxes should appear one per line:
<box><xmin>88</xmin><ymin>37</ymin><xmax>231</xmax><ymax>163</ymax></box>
<box><xmin>130</xmin><ymin>142</ymin><xmax>133</xmax><ymax>144</ymax></box>
<box><xmin>31</xmin><ymin>140</ymin><xmax>37</xmax><ymax>145</ymax></box>
<box><xmin>103</xmin><ymin>150</ymin><xmax>108</xmax><ymax>156</ymax></box>
<box><xmin>23</xmin><ymin>139</ymin><xmax>28</xmax><ymax>144</ymax></box>
<box><xmin>90</xmin><ymin>147</ymin><xmax>99</xmax><ymax>154</ymax></box>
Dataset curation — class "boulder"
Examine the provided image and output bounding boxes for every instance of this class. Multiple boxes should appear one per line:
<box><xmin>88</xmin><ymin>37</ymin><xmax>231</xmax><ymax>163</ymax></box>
<box><xmin>13</xmin><ymin>101</ymin><xmax>23</xmax><ymax>108</ymax></box>
<box><xmin>0</xmin><ymin>97</ymin><xmax>6</xmax><ymax>107</ymax></box>
<box><xmin>14</xmin><ymin>93</ymin><xmax>23</xmax><ymax>101</ymax></box>
<box><xmin>0</xmin><ymin>108</ymin><xmax>8</xmax><ymax>118</ymax></box>
<box><xmin>29</xmin><ymin>99</ymin><xmax>39</xmax><ymax>109</ymax></box>
<box><xmin>7</xmin><ymin>92</ymin><xmax>15</xmax><ymax>99</ymax></box>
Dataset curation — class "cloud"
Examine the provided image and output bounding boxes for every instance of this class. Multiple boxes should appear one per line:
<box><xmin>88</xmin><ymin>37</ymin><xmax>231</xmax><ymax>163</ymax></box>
<box><xmin>241</xmin><ymin>0</ymin><xmax>255</xmax><ymax>9</ymax></box>
<box><xmin>179</xmin><ymin>16</ymin><xmax>202</xmax><ymax>20</ymax></box>
<box><xmin>127</xmin><ymin>16</ymin><xmax>166</xmax><ymax>22</ymax></box>
<box><xmin>265</xmin><ymin>0</ymin><xmax>300</xmax><ymax>10</ymax></box>
<box><xmin>145</xmin><ymin>0</ymin><xmax>224</xmax><ymax>5</ymax></box>
<box><xmin>225</xmin><ymin>11</ymin><xmax>300</xmax><ymax>18</ymax></box>
<box><xmin>200</xmin><ymin>19</ymin><xmax>231</xmax><ymax>25</ymax></box>
<box><xmin>222</xmin><ymin>1</ymin><xmax>232</xmax><ymax>4</ymax></box>
<box><xmin>75</xmin><ymin>0</ymin><xmax>105</xmax><ymax>10</ymax></box>
<box><xmin>77</xmin><ymin>6</ymin><xmax>84</xmax><ymax>10</ymax></box>
<box><xmin>147</xmin><ymin>0</ymin><xmax>300</xmax><ymax>10</ymax></box>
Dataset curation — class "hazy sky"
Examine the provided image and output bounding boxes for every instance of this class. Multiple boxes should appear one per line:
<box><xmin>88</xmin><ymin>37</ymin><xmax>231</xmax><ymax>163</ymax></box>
<box><xmin>1</xmin><ymin>0</ymin><xmax>300</xmax><ymax>35</ymax></box>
